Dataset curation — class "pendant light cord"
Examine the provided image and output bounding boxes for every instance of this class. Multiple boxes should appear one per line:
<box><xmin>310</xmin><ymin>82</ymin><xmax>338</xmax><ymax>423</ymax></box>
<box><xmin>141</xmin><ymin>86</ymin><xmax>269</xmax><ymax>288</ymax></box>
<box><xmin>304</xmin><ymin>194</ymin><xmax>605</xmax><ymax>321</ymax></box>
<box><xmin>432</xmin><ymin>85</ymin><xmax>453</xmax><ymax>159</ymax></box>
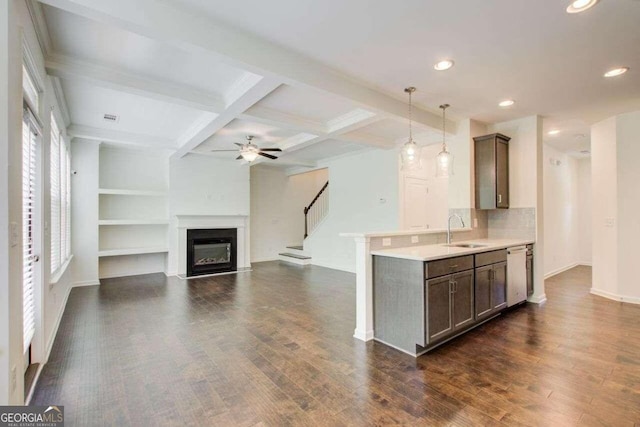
<box><xmin>409</xmin><ymin>90</ymin><xmax>413</xmax><ymax>142</ymax></box>
<box><xmin>440</xmin><ymin>104</ymin><xmax>449</xmax><ymax>152</ymax></box>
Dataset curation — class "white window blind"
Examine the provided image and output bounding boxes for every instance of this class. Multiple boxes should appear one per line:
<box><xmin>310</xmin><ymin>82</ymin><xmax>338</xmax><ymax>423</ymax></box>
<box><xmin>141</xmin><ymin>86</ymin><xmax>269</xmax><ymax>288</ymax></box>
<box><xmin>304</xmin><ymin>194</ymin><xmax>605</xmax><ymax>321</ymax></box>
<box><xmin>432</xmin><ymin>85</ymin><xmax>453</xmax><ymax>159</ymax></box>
<box><xmin>50</xmin><ymin>113</ymin><xmax>72</xmax><ymax>275</ymax></box>
<box><xmin>50</xmin><ymin>114</ymin><xmax>60</xmax><ymax>273</ymax></box>
<box><xmin>22</xmin><ymin>111</ymin><xmax>38</xmax><ymax>352</ymax></box>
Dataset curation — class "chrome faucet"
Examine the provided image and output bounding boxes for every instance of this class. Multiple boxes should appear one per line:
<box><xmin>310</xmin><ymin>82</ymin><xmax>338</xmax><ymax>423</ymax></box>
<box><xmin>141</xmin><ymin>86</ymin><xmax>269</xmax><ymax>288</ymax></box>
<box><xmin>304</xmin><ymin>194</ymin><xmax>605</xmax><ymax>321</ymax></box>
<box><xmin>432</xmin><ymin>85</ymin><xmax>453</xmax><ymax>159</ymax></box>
<box><xmin>447</xmin><ymin>214</ymin><xmax>465</xmax><ymax>244</ymax></box>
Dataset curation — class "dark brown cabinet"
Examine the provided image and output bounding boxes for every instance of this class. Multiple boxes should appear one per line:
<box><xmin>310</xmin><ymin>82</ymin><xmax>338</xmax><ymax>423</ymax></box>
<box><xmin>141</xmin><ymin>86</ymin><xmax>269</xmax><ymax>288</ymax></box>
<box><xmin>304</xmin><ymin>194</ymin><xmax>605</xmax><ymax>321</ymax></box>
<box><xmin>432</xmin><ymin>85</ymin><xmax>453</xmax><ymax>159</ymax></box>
<box><xmin>426</xmin><ymin>276</ymin><xmax>453</xmax><ymax>342</ymax></box>
<box><xmin>474</xmin><ymin>133</ymin><xmax>510</xmax><ymax>209</ymax></box>
<box><xmin>426</xmin><ymin>270</ymin><xmax>474</xmax><ymax>344</ymax></box>
<box><xmin>475</xmin><ymin>250</ymin><xmax>508</xmax><ymax>319</ymax></box>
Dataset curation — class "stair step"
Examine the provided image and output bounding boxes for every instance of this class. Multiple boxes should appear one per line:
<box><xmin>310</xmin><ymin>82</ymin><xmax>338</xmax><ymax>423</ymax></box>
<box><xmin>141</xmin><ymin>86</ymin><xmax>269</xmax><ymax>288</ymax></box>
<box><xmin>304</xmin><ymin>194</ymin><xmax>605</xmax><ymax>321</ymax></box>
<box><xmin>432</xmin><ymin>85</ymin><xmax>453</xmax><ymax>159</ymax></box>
<box><xmin>286</xmin><ymin>245</ymin><xmax>304</xmax><ymax>251</ymax></box>
<box><xmin>278</xmin><ymin>252</ymin><xmax>311</xmax><ymax>260</ymax></box>
<box><xmin>278</xmin><ymin>252</ymin><xmax>312</xmax><ymax>266</ymax></box>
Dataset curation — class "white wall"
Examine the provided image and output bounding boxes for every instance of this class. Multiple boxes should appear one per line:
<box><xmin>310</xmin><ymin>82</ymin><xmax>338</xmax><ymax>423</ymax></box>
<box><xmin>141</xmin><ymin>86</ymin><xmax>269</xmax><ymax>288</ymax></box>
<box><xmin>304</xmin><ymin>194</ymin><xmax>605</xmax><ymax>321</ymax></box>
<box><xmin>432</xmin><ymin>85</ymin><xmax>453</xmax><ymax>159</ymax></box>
<box><xmin>167</xmin><ymin>154</ymin><xmax>250</xmax><ymax>274</ymax></box>
<box><xmin>543</xmin><ymin>144</ymin><xmax>580</xmax><ymax>276</ymax></box>
<box><xmin>615</xmin><ymin>111</ymin><xmax>640</xmax><ymax>301</ymax></box>
<box><xmin>305</xmin><ymin>149</ymin><xmax>399</xmax><ymax>272</ymax></box>
<box><xmin>591</xmin><ymin>117</ymin><xmax>618</xmax><ymax>297</ymax></box>
<box><xmin>577</xmin><ymin>159</ymin><xmax>592</xmax><ymax>265</ymax></box>
<box><xmin>250</xmin><ymin>165</ymin><xmax>327</xmax><ymax>262</ymax></box>
<box><xmin>71</xmin><ymin>140</ymin><xmax>99</xmax><ymax>285</ymax></box>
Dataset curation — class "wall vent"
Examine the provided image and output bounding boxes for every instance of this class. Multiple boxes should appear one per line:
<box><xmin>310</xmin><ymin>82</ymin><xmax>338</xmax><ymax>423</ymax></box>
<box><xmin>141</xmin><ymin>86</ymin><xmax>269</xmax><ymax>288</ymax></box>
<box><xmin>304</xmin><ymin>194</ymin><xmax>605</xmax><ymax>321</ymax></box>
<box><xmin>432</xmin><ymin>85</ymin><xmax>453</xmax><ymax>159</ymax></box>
<box><xmin>103</xmin><ymin>113</ymin><xmax>119</xmax><ymax>122</ymax></box>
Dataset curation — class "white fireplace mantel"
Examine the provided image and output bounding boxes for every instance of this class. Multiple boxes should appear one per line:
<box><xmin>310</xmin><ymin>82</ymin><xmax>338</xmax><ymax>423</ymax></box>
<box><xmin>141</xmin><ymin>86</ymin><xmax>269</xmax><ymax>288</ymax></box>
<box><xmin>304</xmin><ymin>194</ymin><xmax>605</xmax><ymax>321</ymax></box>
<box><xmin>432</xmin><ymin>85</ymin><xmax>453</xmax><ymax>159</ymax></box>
<box><xmin>170</xmin><ymin>214</ymin><xmax>250</xmax><ymax>275</ymax></box>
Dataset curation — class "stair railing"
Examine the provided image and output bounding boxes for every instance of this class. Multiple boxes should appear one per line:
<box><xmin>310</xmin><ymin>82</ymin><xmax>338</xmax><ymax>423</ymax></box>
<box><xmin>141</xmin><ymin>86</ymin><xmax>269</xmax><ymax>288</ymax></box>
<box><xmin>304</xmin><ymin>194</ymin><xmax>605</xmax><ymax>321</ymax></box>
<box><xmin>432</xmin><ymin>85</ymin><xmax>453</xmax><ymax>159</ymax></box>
<box><xmin>304</xmin><ymin>181</ymin><xmax>329</xmax><ymax>239</ymax></box>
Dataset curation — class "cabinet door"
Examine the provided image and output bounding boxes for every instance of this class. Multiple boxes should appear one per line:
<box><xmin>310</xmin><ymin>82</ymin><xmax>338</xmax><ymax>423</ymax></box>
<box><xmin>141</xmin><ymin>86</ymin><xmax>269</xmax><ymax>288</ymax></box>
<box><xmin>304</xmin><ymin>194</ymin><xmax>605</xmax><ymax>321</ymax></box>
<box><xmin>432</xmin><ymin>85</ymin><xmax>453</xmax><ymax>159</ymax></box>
<box><xmin>426</xmin><ymin>276</ymin><xmax>453</xmax><ymax>343</ymax></box>
<box><xmin>452</xmin><ymin>270</ymin><xmax>474</xmax><ymax>330</ymax></box>
<box><xmin>475</xmin><ymin>266</ymin><xmax>493</xmax><ymax>319</ymax></box>
<box><xmin>526</xmin><ymin>256</ymin><xmax>534</xmax><ymax>296</ymax></box>
<box><xmin>496</xmin><ymin>138</ymin><xmax>509</xmax><ymax>208</ymax></box>
<box><xmin>492</xmin><ymin>262</ymin><xmax>508</xmax><ymax>310</ymax></box>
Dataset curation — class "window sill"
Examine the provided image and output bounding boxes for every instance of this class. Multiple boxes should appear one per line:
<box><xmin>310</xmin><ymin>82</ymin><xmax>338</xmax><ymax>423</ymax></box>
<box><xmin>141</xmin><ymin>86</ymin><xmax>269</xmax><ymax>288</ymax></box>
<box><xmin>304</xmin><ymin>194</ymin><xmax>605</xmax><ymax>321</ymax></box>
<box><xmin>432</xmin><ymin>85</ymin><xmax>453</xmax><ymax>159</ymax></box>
<box><xmin>50</xmin><ymin>254</ymin><xmax>73</xmax><ymax>285</ymax></box>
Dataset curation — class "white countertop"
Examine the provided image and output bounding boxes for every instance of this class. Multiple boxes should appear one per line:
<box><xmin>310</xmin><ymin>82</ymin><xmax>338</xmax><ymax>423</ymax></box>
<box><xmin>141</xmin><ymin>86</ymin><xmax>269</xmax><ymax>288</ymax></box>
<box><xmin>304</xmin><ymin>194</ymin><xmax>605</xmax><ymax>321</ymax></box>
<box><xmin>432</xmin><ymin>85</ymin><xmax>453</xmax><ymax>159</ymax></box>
<box><xmin>370</xmin><ymin>238</ymin><xmax>534</xmax><ymax>261</ymax></box>
<box><xmin>340</xmin><ymin>227</ymin><xmax>473</xmax><ymax>239</ymax></box>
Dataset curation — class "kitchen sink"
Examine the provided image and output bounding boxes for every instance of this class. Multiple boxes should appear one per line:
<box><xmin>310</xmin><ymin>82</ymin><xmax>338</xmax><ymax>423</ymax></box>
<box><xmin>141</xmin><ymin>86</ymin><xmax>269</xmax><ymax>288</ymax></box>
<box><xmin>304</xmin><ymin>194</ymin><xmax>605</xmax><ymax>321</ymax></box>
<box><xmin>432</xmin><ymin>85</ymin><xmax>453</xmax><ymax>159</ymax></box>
<box><xmin>446</xmin><ymin>243</ymin><xmax>488</xmax><ymax>248</ymax></box>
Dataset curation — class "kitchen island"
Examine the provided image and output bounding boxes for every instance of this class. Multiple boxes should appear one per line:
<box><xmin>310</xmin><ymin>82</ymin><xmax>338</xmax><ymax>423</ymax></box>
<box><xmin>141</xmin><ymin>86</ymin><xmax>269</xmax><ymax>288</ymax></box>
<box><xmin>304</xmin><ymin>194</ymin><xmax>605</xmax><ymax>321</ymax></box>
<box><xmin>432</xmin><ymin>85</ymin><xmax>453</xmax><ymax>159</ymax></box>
<box><xmin>371</xmin><ymin>238</ymin><xmax>533</xmax><ymax>356</ymax></box>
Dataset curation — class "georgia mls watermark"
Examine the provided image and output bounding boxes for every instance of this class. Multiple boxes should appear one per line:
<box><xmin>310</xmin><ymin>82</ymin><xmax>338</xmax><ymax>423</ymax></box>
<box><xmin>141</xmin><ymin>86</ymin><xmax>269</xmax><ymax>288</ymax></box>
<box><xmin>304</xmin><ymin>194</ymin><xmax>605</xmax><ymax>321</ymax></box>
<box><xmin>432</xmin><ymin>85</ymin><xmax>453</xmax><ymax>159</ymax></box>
<box><xmin>0</xmin><ymin>406</ymin><xmax>64</xmax><ymax>427</ymax></box>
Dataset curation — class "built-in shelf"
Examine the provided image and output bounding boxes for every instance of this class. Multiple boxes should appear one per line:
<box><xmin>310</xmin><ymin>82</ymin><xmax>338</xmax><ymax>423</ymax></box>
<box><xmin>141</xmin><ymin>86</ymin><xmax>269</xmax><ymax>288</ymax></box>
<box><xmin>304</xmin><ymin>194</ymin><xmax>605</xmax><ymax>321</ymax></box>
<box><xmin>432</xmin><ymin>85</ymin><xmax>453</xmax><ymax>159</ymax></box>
<box><xmin>98</xmin><ymin>247</ymin><xmax>169</xmax><ymax>257</ymax></box>
<box><xmin>98</xmin><ymin>188</ymin><xmax>167</xmax><ymax>197</ymax></box>
<box><xmin>98</xmin><ymin>219</ymin><xmax>169</xmax><ymax>225</ymax></box>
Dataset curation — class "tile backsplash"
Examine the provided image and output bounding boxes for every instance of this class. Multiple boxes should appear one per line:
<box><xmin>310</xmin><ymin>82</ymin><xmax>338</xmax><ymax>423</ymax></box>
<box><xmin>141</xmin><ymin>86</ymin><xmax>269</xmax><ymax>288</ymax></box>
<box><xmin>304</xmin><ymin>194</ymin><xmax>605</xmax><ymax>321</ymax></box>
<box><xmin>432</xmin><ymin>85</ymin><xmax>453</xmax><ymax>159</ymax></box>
<box><xmin>487</xmin><ymin>207</ymin><xmax>536</xmax><ymax>240</ymax></box>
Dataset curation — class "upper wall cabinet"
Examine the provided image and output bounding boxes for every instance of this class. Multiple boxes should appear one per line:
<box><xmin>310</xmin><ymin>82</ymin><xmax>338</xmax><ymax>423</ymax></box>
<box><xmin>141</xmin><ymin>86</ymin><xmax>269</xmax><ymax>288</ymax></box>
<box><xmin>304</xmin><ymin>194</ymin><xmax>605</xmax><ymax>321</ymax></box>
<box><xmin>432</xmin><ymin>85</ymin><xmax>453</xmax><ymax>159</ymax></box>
<box><xmin>474</xmin><ymin>133</ymin><xmax>510</xmax><ymax>209</ymax></box>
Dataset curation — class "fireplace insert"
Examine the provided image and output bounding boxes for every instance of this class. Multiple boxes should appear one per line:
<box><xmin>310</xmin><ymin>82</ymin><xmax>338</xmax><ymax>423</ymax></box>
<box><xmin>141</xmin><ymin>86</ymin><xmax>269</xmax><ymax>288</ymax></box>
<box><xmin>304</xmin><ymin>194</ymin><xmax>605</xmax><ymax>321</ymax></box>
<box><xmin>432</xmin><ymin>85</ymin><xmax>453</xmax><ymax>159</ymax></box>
<box><xmin>187</xmin><ymin>228</ymin><xmax>237</xmax><ymax>276</ymax></box>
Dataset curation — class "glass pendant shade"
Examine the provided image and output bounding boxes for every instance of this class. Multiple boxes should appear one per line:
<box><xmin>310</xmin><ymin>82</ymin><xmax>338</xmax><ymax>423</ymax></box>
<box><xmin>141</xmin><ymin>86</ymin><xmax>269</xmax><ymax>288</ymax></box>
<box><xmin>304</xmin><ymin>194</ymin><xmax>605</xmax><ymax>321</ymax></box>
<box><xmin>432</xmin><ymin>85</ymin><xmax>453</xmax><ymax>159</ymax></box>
<box><xmin>401</xmin><ymin>139</ymin><xmax>421</xmax><ymax>170</ymax></box>
<box><xmin>435</xmin><ymin>103</ymin><xmax>453</xmax><ymax>177</ymax></box>
<box><xmin>435</xmin><ymin>148</ymin><xmax>453</xmax><ymax>177</ymax></box>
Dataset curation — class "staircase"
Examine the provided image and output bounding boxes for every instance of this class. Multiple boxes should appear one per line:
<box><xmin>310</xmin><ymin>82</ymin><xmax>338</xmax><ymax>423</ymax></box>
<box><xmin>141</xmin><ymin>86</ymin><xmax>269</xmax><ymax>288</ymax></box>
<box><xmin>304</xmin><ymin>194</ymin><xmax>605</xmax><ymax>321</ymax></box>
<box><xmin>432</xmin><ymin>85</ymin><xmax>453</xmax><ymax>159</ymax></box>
<box><xmin>278</xmin><ymin>245</ymin><xmax>312</xmax><ymax>265</ymax></box>
<box><xmin>278</xmin><ymin>181</ymin><xmax>329</xmax><ymax>266</ymax></box>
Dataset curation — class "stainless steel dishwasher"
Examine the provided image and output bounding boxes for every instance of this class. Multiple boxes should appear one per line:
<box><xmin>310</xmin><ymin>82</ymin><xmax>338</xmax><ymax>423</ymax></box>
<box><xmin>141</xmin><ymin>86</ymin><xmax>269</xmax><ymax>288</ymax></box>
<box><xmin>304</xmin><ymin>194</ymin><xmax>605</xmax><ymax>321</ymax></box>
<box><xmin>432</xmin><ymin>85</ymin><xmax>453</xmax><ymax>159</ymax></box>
<box><xmin>507</xmin><ymin>246</ymin><xmax>528</xmax><ymax>307</ymax></box>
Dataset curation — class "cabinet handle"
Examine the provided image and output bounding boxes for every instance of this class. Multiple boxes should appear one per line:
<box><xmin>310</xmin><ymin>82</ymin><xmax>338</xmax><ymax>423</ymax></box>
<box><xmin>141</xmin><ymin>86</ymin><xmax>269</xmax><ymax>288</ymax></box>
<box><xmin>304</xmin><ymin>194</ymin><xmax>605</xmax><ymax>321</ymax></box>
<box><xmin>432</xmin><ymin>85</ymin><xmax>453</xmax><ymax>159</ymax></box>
<box><xmin>498</xmin><ymin>194</ymin><xmax>502</xmax><ymax>204</ymax></box>
<box><xmin>449</xmin><ymin>264</ymin><xmax>458</xmax><ymax>270</ymax></box>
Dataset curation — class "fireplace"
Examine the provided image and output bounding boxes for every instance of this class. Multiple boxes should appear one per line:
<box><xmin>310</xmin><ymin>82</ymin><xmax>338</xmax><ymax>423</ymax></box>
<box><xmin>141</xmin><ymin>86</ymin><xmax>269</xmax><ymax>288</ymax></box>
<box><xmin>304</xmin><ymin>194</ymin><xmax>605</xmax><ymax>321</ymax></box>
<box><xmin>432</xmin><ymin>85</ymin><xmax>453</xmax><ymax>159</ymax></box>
<box><xmin>187</xmin><ymin>228</ymin><xmax>237</xmax><ymax>277</ymax></box>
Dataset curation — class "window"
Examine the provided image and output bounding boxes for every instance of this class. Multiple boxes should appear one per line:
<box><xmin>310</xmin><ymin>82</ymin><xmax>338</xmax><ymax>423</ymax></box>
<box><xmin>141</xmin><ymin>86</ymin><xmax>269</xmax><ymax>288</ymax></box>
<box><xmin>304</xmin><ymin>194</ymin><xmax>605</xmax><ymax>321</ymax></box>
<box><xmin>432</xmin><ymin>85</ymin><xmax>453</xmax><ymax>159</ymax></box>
<box><xmin>22</xmin><ymin>65</ymin><xmax>39</xmax><ymax>112</ymax></box>
<box><xmin>50</xmin><ymin>113</ymin><xmax>71</xmax><ymax>276</ymax></box>
<box><xmin>23</xmin><ymin>109</ymin><xmax>39</xmax><ymax>353</ymax></box>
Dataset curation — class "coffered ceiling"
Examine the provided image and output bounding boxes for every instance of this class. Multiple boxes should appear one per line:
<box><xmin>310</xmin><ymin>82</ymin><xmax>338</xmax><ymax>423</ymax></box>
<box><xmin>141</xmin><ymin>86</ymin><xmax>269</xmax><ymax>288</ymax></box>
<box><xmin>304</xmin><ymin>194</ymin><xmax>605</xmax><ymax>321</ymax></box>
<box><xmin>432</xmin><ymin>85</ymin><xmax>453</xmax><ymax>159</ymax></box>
<box><xmin>32</xmin><ymin>0</ymin><xmax>640</xmax><ymax>164</ymax></box>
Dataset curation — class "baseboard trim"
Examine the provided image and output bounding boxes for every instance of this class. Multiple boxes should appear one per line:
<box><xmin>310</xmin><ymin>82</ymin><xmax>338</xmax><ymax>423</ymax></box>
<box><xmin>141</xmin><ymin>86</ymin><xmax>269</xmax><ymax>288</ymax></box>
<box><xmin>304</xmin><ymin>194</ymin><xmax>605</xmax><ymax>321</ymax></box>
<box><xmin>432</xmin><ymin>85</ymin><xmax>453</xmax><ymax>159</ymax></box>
<box><xmin>579</xmin><ymin>261</ymin><xmax>592</xmax><ymax>267</ymax></box>
<box><xmin>71</xmin><ymin>280</ymin><xmax>100</xmax><ymax>287</ymax></box>
<box><xmin>527</xmin><ymin>294</ymin><xmax>547</xmax><ymax>304</ymax></box>
<box><xmin>353</xmin><ymin>328</ymin><xmax>374</xmax><ymax>342</ymax></box>
<box><xmin>544</xmin><ymin>262</ymin><xmax>579</xmax><ymax>279</ymax></box>
<box><xmin>590</xmin><ymin>288</ymin><xmax>640</xmax><ymax>305</ymax></box>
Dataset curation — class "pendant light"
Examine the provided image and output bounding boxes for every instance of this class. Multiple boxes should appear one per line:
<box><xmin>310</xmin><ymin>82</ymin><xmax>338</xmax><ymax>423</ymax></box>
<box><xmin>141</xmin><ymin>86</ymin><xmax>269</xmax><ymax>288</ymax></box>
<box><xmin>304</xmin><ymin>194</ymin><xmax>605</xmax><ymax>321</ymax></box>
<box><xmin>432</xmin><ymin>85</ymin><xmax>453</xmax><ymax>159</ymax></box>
<box><xmin>400</xmin><ymin>87</ymin><xmax>421</xmax><ymax>171</ymax></box>
<box><xmin>436</xmin><ymin>104</ymin><xmax>453</xmax><ymax>177</ymax></box>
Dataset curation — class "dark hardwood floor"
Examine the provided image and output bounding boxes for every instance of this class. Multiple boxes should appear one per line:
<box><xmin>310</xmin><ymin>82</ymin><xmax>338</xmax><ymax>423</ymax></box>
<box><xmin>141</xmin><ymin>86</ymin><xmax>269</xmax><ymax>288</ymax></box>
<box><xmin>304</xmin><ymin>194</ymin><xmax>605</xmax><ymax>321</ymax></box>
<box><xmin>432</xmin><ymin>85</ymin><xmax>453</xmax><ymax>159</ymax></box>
<box><xmin>32</xmin><ymin>263</ymin><xmax>640</xmax><ymax>426</ymax></box>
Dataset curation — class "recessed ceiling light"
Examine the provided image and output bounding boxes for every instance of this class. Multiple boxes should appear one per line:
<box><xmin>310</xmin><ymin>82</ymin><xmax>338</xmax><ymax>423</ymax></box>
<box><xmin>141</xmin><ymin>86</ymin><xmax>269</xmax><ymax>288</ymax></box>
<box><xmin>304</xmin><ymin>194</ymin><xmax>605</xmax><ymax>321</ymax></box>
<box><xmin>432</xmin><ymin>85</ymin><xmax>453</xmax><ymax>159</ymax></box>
<box><xmin>548</xmin><ymin>130</ymin><xmax>561</xmax><ymax>135</ymax></box>
<box><xmin>566</xmin><ymin>0</ymin><xmax>599</xmax><ymax>13</ymax></box>
<box><xmin>498</xmin><ymin>99</ymin><xmax>515</xmax><ymax>107</ymax></box>
<box><xmin>434</xmin><ymin>59</ymin><xmax>455</xmax><ymax>71</ymax></box>
<box><xmin>604</xmin><ymin>67</ymin><xmax>629</xmax><ymax>78</ymax></box>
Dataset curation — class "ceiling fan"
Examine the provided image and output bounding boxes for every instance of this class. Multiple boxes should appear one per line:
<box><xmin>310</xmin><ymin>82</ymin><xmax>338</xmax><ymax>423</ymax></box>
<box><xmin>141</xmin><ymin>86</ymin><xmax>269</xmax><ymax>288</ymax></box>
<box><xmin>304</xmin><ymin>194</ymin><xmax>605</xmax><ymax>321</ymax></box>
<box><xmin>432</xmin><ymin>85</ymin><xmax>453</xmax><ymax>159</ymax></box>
<box><xmin>209</xmin><ymin>135</ymin><xmax>282</xmax><ymax>162</ymax></box>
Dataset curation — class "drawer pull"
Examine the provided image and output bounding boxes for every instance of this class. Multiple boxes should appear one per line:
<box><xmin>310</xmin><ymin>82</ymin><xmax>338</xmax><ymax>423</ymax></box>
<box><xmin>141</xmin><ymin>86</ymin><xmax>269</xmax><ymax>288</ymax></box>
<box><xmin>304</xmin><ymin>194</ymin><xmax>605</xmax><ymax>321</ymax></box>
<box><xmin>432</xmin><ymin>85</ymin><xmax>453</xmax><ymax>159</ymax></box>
<box><xmin>449</xmin><ymin>264</ymin><xmax>459</xmax><ymax>270</ymax></box>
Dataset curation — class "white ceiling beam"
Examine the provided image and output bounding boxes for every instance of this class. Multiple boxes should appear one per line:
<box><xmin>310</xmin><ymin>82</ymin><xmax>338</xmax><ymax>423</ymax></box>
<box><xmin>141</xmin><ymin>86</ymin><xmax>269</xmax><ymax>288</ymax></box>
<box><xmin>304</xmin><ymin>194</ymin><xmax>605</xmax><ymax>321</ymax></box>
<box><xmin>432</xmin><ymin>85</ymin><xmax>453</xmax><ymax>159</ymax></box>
<box><xmin>37</xmin><ymin>0</ymin><xmax>455</xmax><ymax>133</ymax></box>
<box><xmin>240</xmin><ymin>106</ymin><xmax>327</xmax><ymax>135</ymax></box>
<box><xmin>45</xmin><ymin>53</ymin><xmax>225</xmax><ymax>112</ymax></box>
<box><xmin>172</xmin><ymin>77</ymin><xmax>282</xmax><ymax>159</ymax></box>
<box><xmin>67</xmin><ymin>124</ymin><xmax>176</xmax><ymax>150</ymax></box>
<box><xmin>332</xmin><ymin>131</ymin><xmax>391</xmax><ymax>149</ymax></box>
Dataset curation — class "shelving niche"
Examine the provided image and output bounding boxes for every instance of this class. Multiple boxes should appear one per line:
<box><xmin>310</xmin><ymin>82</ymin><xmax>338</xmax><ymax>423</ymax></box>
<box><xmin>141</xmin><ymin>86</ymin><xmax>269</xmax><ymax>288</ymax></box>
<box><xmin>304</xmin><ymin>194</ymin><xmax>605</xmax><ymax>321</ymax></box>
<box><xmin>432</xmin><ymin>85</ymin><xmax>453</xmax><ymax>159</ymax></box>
<box><xmin>98</xmin><ymin>146</ymin><xmax>169</xmax><ymax>279</ymax></box>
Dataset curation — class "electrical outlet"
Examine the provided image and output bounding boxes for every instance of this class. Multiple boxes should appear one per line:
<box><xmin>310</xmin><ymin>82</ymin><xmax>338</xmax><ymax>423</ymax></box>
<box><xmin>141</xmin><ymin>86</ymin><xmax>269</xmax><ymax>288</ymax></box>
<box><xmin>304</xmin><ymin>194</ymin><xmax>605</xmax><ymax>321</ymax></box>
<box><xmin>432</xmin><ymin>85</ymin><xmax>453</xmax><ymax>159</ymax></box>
<box><xmin>605</xmin><ymin>218</ymin><xmax>615</xmax><ymax>227</ymax></box>
<box><xmin>473</xmin><ymin>218</ymin><xmax>478</xmax><ymax>228</ymax></box>
<box><xmin>411</xmin><ymin>235</ymin><xmax>419</xmax><ymax>244</ymax></box>
<box><xmin>379</xmin><ymin>198</ymin><xmax>387</xmax><ymax>204</ymax></box>
<box><xmin>382</xmin><ymin>238</ymin><xmax>391</xmax><ymax>247</ymax></box>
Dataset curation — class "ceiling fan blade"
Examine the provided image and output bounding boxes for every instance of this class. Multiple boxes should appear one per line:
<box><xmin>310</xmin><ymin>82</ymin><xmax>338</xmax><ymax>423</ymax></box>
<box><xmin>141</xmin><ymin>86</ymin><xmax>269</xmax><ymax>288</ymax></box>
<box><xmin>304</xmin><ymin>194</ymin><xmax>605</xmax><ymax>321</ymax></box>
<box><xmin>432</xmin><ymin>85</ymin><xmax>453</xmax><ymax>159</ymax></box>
<box><xmin>258</xmin><ymin>152</ymin><xmax>278</xmax><ymax>160</ymax></box>
<box><xmin>236</xmin><ymin>155</ymin><xmax>244</xmax><ymax>160</ymax></box>
<box><xmin>234</xmin><ymin>142</ymin><xmax>244</xmax><ymax>147</ymax></box>
<box><xmin>259</xmin><ymin>148</ymin><xmax>283</xmax><ymax>152</ymax></box>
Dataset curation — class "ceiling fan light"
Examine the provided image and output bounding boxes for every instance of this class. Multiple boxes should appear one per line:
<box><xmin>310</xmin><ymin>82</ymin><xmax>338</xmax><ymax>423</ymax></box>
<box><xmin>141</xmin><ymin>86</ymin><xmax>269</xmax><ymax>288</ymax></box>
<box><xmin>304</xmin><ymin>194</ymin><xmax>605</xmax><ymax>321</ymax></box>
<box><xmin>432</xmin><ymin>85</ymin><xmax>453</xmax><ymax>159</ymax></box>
<box><xmin>240</xmin><ymin>148</ymin><xmax>259</xmax><ymax>162</ymax></box>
